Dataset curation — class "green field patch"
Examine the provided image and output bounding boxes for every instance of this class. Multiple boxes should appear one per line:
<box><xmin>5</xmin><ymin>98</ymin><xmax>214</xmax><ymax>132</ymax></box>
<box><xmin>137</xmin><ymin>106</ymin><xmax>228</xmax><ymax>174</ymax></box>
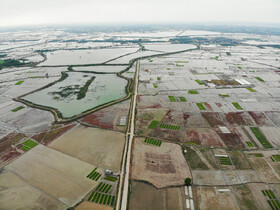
<box><xmin>88</xmin><ymin>192</ymin><xmax>95</xmax><ymax>201</ymax></box>
<box><xmin>104</xmin><ymin>176</ymin><xmax>118</xmax><ymax>182</ymax></box>
<box><xmin>179</xmin><ymin>96</ymin><xmax>187</xmax><ymax>102</ymax></box>
<box><xmin>195</xmin><ymin>79</ymin><xmax>204</xmax><ymax>85</ymax></box>
<box><xmin>148</xmin><ymin>120</ymin><xmax>159</xmax><ymax>129</ymax></box>
<box><xmin>249</xmin><ymin>153</ymin><xmax>264</xmax><ymax>157</ymax></box>
<box><xmin>0</xmin><ymin>60</ymin><xmax>4</xmax><ymax>65</ymax></box>
<box><xmin>86</xmin><ymin>168</ymin><xmax>102</xmax><ymax>181</ymax></box>
<box><xmin>28</xmin><ymin>76</ymin><xmax>42</xmax><ymax>78</ymax></box>
<box><xmin>159</xmin><ymin>124</ymin><xmax>180</xmax><ymax>130</ymax></box>
<box><xmin>15</xmin><ymin>80</ymin><xmax>24</xmax><ymax>85</ymax></box>
<box><xmin>153</xmin><ymin>84</ymin><xmax>158</xmax><ymax>88</ymax></box>
<box><xmin>144</xmin><ymin>137</ymin><xmax>162</xmax><ymax>146</ymax></box>
<box><xmin>272</xmin><ymin>155</ymin><xmax>280</xmax><ymax>162</ymax></box>
<box><xmin>232</xmin><ymin>102</ymin><xmax>243</xmax><ymax>110</ymax></box>
<box><xmin>167</xmin><ymin>68</ymin><xmax>171</xmax><ymax>70</ymax></box>
<box><xmin>175</xmin><ymin>61</ymin><xmax>188</xmax><ymax>63</ymax></box>
<box><xmin>246</xmin><ymin>141</ymin><xmax>254</xmax><ymax>147</ymax></box>
<box><xmin>196</xmin><ymin>103</ymin><xmax>206</xmax><ymax>110</ymax></box>
<box><xmin>188</xmin><ymin>90</ymin><xmax>198</xmax><ymax>94</ymax></box>
<box><xmin>157</xmin><ymin>77</ymin><xmax>161</xmax><ymax>80</ymax></box>
<box><xmin>250</xmin><ymin>127</ymin><xmax>272</xmax><ymax>148</ymax></box>
<box><xmin>22</xmin><ymin>146</ymin><xmax>30</xmax><ymax>151</ymax></box>
<box><xmin>255</xmin><ymin>77</ymin><xmax>265</xmax><ymax>82</ymax></box>
<box><xmin>247</xmin><ymin>88</ymin><xmax>257</xmax><ymax>92</ymax></box>
<box><xmin>11</xmin><ymin>106</ymin><xmax>25</xmax><ymax>112</ymax></box>
<box><xmin>219</xmin><ymin>94</ymin><xmax>230</xmax><ymax>98</ymax></box>
<box><xmin>176</xmin><ymin>64</ymin><xmax>184</xmax><ymax>67</ymax></box>
<box><xmin>238</xmin><ymin>66</ymin><xmax>242</xmax><ymax>69</ymax></box>
<box><xmin>168</xmin><ymin>96</ymin><xmax>176</xmax><ymax>102</ymax></box>
<box><xmin>216</xmin><ymin>156</ymin><xmax>232</xmax><ymax>165</ymax></box>
<box><xmin>22</xmin><ymin>139</ymin><xmax>38</xmax><ymax>150</ymax></box>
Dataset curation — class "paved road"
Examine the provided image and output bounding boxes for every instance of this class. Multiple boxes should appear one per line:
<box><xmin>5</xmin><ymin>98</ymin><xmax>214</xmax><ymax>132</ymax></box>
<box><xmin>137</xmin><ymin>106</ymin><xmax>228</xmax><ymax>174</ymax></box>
<box><xmin>116</xmin><ymin>60</ymin><xmax>140</xmax><ymax>210</ymax></box>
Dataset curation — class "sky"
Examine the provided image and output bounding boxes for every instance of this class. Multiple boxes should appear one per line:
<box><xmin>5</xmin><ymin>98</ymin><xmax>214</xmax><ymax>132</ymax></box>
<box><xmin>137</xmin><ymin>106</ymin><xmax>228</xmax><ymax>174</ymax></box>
<box><xmin>0</xmin><ymin>0</ymin><xmax>279</xmax><ymax>27</ymax></box>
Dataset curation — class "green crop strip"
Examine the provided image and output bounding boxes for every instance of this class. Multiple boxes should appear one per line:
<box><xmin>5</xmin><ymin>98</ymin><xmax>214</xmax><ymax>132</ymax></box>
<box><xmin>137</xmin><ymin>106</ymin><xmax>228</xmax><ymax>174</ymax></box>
<box><xmin>11</xmin><ymin>106</ymin><xmax>25</xmax><ymax>112</ymax></box>
<box><xmin>250</xmin><ymin>127</ymin><xmax>272</xmax><ymax>148</ymax></box>
<box><xmin>255</xmin><ymin>77</ymin><xmax>265</xmax><ymax>82</ymax></box>
<box><xmin>195</xmin><ymin>80</ymin><xmax>204</xmax><ymax>85</ymax></box>
<box><xmin>159</xmin><ymin>124</ymin><xmax>180</xmax><ymax>130</ymax></box>
<box><xmin>188</xmin><ymin>90</ymin><xmax>198</xmax><ymax>94</ymax></box>
<box><xmin>179</xmin><ymin>97</ymin><xmax>187</xmax><ymax>102</ymax></box>
<box><xmin>168</xmin><ymin>96</ymin><xmax>176</xmax><ymax>102</ymax></box>
<box><xmin>144</xmin><ymin>137</ymin><xmax>162</xmax><ymax>146</ymax></box>
<box><xmin>217</xmin><ymin>156</ymin><xmax>232</xmax><ymax>165</ymax></box>
<box><xmin>15</xmin><ymin>80</ymin><xmax>24</xmax><ymax>85</ymax></box>
<box><xmin>196</xmin><ymin>103</ymin><xmax>206</xmax><ymax>110</ymax></box>
<box><xmin>22</xmin><ymin>139</ymin><xmax>38</xmax><ymax>150</ymax></box>
<box><xmin>153</xmin><ymin>84</ymin><xmax>158</xmax><ymax>88</ymax></box>
<box><xmin>246</xmin><ymin>141</ymin><xmax>254</xmax><ymax>147</ymax></box>
<box><xmin>148</xmin><ymin>120</ymin><xmax>159</xmax><ymax>129</ymax></box>
<box><xmin>219</xmin><ymin>94</ymin><xmax>230</xmax><ymax>98</ymax></box>
<box><xmin>247</xmin><ymin>88</ymin><xmax>257</xmax><ymax>92</ymax></box>
<box><xmin>232</xmin><ymin>102</ymin><xmax>243</xmax><ymax>110</ymax></box>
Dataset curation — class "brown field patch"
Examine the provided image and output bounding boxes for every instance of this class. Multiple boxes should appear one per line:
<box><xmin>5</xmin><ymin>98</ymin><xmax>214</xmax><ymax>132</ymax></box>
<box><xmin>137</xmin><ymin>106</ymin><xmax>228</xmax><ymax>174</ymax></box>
<box><xmin>248</xmin><ymin>111</ymin><xmax>274</xmax><ymax>126</ymax></box>
<box><xmin>75</xmin><ymin>201</ymin><xmax>113</xmax><ymax>210</ymax></box>
<box><xmin>185</xmin><ymin>128</ymin><xmax>225</xmax><ymax>147</ymax></box>
<box><xmin>183</xmin><ymin>113</ymin><xmax>211</xmax><ymax>128</ymax></box>
<box><xmin>0</xmin><ymin>170</ymin><xmax>67</xmax><ymax>209</ymax></box>
<box><xmin>231</xmin><ymin>185</ymin><xmax>258</xmax><ymax>209</ymax></box>
<box><xmin>49</xmin><ymin>125</ymin><xmax>125</xmax><ymax>171</ymax></box>
<box><xmin>225</xmin><ymin>112</ymin><xmax>254</xmax><ymax>126</ymax></box>
<box><xmin>5</xmin><ymin>145</ymin><xmax>99</xmax><ymax>207</ymax></box>
<box><xmin>131</xmin><ymin>138</ymin><xmax>191</xmax><ymax>188</ymax></box>
<box><xmin>202</xmin><ymin>112</ymin><xmax>227</xmax><ymax>127</ymax></box>
<box><xmin>195</xmin><ymin>186</ymin><xmax>239</xmax><ymax>210</ymax></box>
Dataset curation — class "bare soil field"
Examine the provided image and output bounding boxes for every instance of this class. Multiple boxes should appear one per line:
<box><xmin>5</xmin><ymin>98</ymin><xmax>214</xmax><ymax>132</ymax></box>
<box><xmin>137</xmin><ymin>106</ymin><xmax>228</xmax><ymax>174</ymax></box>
<box><xmin>185</xmin><ymin>128</ymin><xmax>225</xmax><ymax>147</ymax></box>
<box><xmin>245</xmin><ymin>152</ymin><xmax>280</xmax><ymax>183</ymax></box>
<box><xmin>195</xmin><ymin>186</ymin><xmax>239</xmax><ymax>210</ymax></box>
<box><xmin>228</xmin><ymin>150</ymin><xmax>252</xmax><ymax>170</ymax></box>
<box><xmin>75</xmin><ymin>201</ymin><xmax>113</xmax><ymax>210</ymax></box>
<box><xmin>49</xmin><ymin>125</ymin><xmax>125</xmax><ymax>171</ymax></box>
<box><xmin>80</xmin><ymin>100</ymin><xmax>129</xmax><ymax>132</ymax></box>
<box><xmin>230</xmin><ymin>185</ymin><xmax>258</xmax><ymax>209</ymax></box>
<box><xmin>131</xmin><ymin>138</ymin><xmax>191</xmax><ymax>188</ymax></box>
<box><xmin>5</xmin><ymin>145</ymin><xmax>99</xmax><ymax>207</ymax></box>
<box><xmin>248</xmin><ymin>183</ymin><xmax>272</xmax><ymax>209</ymax></box>
<box><xmin>201</xmin><ymin>112</ymin><xmax>228</xmax><ymax>127</ymax></box>
<box><xmin>266</xmin><ymin>111</ymin><xmax>280</xmax><ymax>126</ymax></box>
<box><xmin>192</xmin><ymin>170</ymin><xmax>226</xmax><ymax>185</ymax></box>
<box><xmin>128</xmin><ymin>181</ymin><xmax>166</xmax><ymax>210</ymax></box>
<box><xmin>248</xmin><ymin>111</ymin><xmax>275</xmax><ymax>126</ymax></box>
<box><xmin>224</xmin><ymin>112</ymin><xmax>255</xmax><ymax>126</ymax></box>
<box><xmin>0</xmin><ymin>170</ymin><xmax>67</xmax><ymax>209</ymax></box>
<box><xmin>183</xmin><ymin>113</ymin><xmax>211</xmax><ymax>128</ymax></box>
<box><xmin>237</xmin><ymin>170</ymin><xmax>260</xmax><ymax>183</ymax></box>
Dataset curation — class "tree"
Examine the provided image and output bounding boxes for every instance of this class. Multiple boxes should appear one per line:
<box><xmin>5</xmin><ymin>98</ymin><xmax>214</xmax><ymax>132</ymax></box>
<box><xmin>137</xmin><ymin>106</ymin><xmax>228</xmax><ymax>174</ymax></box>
<box><xmin>185</xmin><ymin>177</ymin><xmax>192</xmax><ymax>186</ymax></box>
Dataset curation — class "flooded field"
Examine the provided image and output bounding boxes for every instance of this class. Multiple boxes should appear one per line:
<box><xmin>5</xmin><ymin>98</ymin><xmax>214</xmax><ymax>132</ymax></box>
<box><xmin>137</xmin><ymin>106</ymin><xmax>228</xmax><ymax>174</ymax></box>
<box><xmin>22</xmin><ymin>72</ymin><xmax>127</xmax><ymax>118</ymax></box>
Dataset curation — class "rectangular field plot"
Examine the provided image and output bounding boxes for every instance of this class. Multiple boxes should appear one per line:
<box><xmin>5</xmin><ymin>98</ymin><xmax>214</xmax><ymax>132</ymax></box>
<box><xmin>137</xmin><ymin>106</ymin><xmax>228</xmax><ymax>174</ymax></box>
<box><xmin>168</xmin><ymin>96</ymin><xmax>176</xmax><ymax>102</ymax></box>
<box><xmin>196</xmin><ymin>103</ymin><xmax>206</xmax><ymax>110</ymax></box>
<box><xmin>250</xmin><ymin>127</ymin><xmax>273</xmax><ymax>148</ymax></box>
<box><xmin>153</xmin><ymin>84</ymin><xmax>158</xmax><ymax>88</ymax></box>
<box><xmin>21</xmin><ymin>139</ymin><xmax>38</xmax><ymax>151</ymax></box>
<box><xmin>247</xmin><ymin>88</ymin><xmax>257</xmax><ymax>92</ymax></box>
<box><xmin>232</xmin><ymin>102</ymin><xmax>243</xmax><ymax>110</ymax></box>
<box><xmin>188</xmin><ymin>90</ymin><xmax>198</xmax><ymax>94</ymax></box>
<box><xmin>88</xmin><ymin>191</ymin><xmax>115</xmax><ymax>206</ymax></box>
<box><xmin>159</xmin><ymin>124</ymin><xmax>180</xmax><ymax>130</ymax></box>
<box><xmin>195</xmin><ymin>80</ymin><xmax>204</xmax><ymax>85</ymax></box>
<box><xmin>95</xmin><ymin>182</ymin><xmax>112</xmax><ymax>193</ymax></box>
<box><xmin>15</xmin><ymin>80</ymin><xmax>24</xmax><ymax>85</ymax></box>
<box><xmin>104</xmin><ymin>176</ymin><xmax>118</xmax><ymax>182</ymax></box>
<box><xmin>144</xmin><ymin>137</ymin><xmax>162</xmax><ymax>146</ymax></box>
<box><xmin>262</xmin><ymin>190</ymin><xmax>280</xmax><ymax>210</ymax></box>
<box><xmin>219</xmin><ymin>94</ymin><xmax>230</xmax><ymax>98</ymax></box>
<box><xmin>216</xmin><ymin>156</ymin><xmax>232</xmax><ymax>165</ymax></box>
<box><xmin>179</xmin><ymin>97</ymin><xmax>187</xmax><ymax>102</ymax></box>
<box><xmin>86</xmin><ymin>168</ymin><xmax>102</xmax><ymax>181</ymax></box>
<box><xmin>271</xmin><ymin>155</ymin><xmax>280</xmax><ymax>162</ymax></box>
<box><xmin>11</xmin><ymin>106</ymin><xmax>25</xmax><ymax>112</ymax></box>
<box><xmin>148</xmin><ymin>120</ymin><xmax>159</xmax><ymax>129</ymax></box>
<box><xmin>256</xmin><ymin>77</ymin><xmax>265</xmax><ymax>82</ymax></box>
<box><xmin>246</xmin><ymin>141</ymin><xmax>254</xmax><ymax>147</ymax></box>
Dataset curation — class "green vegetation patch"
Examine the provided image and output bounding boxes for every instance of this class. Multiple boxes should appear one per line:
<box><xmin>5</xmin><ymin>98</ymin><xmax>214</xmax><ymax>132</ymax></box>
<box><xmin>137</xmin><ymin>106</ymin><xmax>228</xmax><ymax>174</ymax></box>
<box><xmin>22</xmin><ymin>139</ymin><xmax>38</xmax><ymax>149</ymax></box>
<box><xmin>77</xmin><ymin>76</ymin><xmax>95</xmax><ymax>100</ymax></box>
<box><xmin>168</xmin><ymin>96</ymin><xmax>176</xmax><ymax>102</ymax></box>
<box><xmin>144</xmin><ymin>137</ymin><xmax>162</xmax><ymax>146</ymax></box>
<box><xmin>148</xmin><ymin>120</ymin><xmax>159</xmax><ymax>129</ymax></box>
<box><xmin>15</xmin><ymin>80</ymin><xmax>24</xmax><ymax>85</ymax></box>
<box><xmin>104</xmin><ymin>176</ymin><xmax>118</xmax><ymax>182</ymax></box>
<box><xmin>0</xmin><ymin>60</ymin><xmax>4</xmax><ymax>65</ymax></box>
<box><xmin>238</xmin><ymin>66</ymin><xmax>242</xmax><ymax>69</ymax></box>
<box><xmin>250</xmin><ymin>127</ymin><xmax>272</xmax><ymax>148</ymax></box>
<box><xmin>167</xmin><ymin>68</ymin><xmax>171</xmax><ymax>70</ymax></box>
<box><xmin>246</xmin><ymin>141</ymin><xmax>254</xmax><ymax>147</ymax></box>
<box><xmin>196</xmin><ymin>103</ymin><xmax>206</xmax><ymax>110</ymax></box>
<box><xmin>249</xmin><ymin>153</ymin><xmax>264</xmax><ymax>157</ymax></box>
<box><xmin>232</xmin><ymin>102</ymin><xmax>243</xmax><ymax>110</ymax></box>
<box><xmin>216</xmin><ymin>156</ymin><xmax>232</xmax><ymax>165</ymax></box>
<box><xmin>247</xmin><ymin>88</ymin><xmax>257</xmax><ymax>92</ymax></box>
<box><xmin>219</xmin><ymin>94</ymin><xmax>230</xmax><ymax>98</ymax></box>
<box><xmin>262</xmin><ymin>190</ymin><xmax>280</xmax><ymax>210</ymax></box>
<box><xmin>175</xmin><ymin>61</ymin><xmax>188</xmax><ymax>63</ymax></box>
<box><xmin>272</xmin><ymin>155</ymin><xmax>280</xmax><ymax>162</ymax></box>
<box><xmin>255</xmin><ymin>77</ymin><xmax>265</xmax><ymax>82</ymax></box>
<box><xmin>159</xmin><ymin>124</ymin><xmax>180</xmax><ymax>130</ymax></box>
<box><xmin>157</xmin><ymin>77</ymin><xmax>161</xmax><ymax>80</ymax></box>
<box><xmin>176</xmin><ymin>64</ymin><xmax>184</xmax><ymax>67</ymax></box>
<box><xmin>188</xmin><ymin>90</ymin><xmax>198</xmax><ymax>94</ymax></box>
<box><xmin>179</xmin><ymin>97</ymin><xmax>187</xmax><ymax>102</ymax></box>
<box><xmin>195</xmin><ymin>79</ymin><xmax>204</xmax><ymax>85</ymax></box>
<box><xmin>183</xmin><ymin>146</ymin><xmax>209</xmax><ymax>170</ymax></box>
<box><xmin>153</xmin><ymin>84</ymin><xmax>158</xmax><ymax>88</ymax></box>
<box><xmin>11</xmin><ymin>106</ymin><xmax>25</xmax><ymax>112</ymax></box>
<box><xmin>22</xmin><ymin>146</ymin><xmax>31</xmax><ymax>151</ymax></box>
<box><xmin>86</xmin><ymin>168</ymin><xmax>102</xmax><ymax>181</ymax></box>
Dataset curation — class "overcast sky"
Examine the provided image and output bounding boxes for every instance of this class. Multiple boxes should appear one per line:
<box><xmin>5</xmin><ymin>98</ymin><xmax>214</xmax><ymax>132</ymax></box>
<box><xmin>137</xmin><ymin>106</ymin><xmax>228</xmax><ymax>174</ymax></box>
<box><xmin>0</xmin><ymin>0</ymin><xmax>279</xmax><ymax>27</ymax></box>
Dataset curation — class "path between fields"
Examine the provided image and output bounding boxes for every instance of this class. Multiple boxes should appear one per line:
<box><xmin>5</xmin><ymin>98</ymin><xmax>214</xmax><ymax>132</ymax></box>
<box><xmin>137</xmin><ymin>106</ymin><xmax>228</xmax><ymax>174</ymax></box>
<box><xmin>116</xmin><ymin>60</ymin><xmax>139</xmax><ymax>210</ymax></box>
